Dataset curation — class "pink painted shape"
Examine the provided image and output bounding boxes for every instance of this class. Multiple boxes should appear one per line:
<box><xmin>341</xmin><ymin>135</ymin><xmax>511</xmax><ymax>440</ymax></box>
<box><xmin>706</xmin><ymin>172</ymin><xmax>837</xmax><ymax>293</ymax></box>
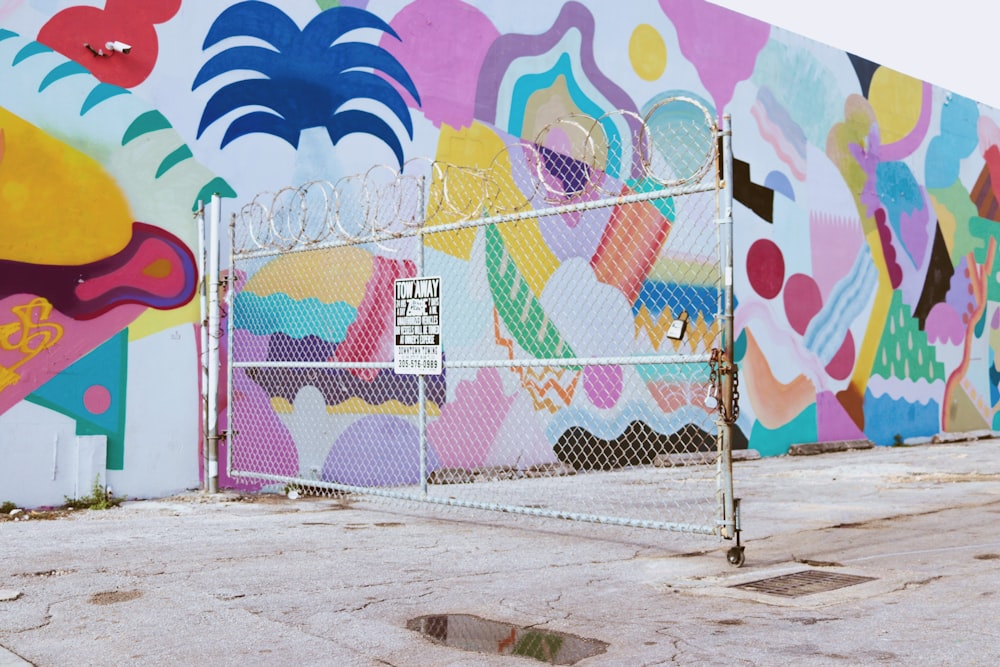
<box><xmin>382</xmin><ymin>0</ymin><xmax>499</xmax><ymax>129</ymax></box>
<box><xmin>659</xmin><ymin>0</ymin><xmax>770</xmax><ymax>113</ymax></box>
<box><xmin>0</xmin><ymin>2</ymin><xmax>27</xmax><ymax>22</ymax></box>
<box><xmin>83</xmin><ymin>384</ymin><xmax>112</xmax><ymax>415</ymax></box>
<box><xmin>752</xmin><ymin>99</ymin><xmax>807</xmax><ymax>181</ymax></box>
<box><xmin>334</xmin><ymin>256</ymin><xmax>416</xmax><ymax>380</ymax></box>
<box><xmin>582</xmin><ymin>365</ymin><xmax>623</xmax><ymax>409</ymax></box>
<box><xmin>816</xmin><ymin>390</ymin><xmax>867</xmax><ymax>442</ymax></box>
<box><xmin>809</xmin><ymin>212</ymin><xmax>863</xmax><ymax>299</ymax></box>
<box><xmin>0</xmin><ymin>294</ymin><xmax>141</xmax><ymax>415</ymax></box>
<box><xmin>783</xmin><ymin>273</ymin><xmax>822</xmax><ymax>335</ymax></box>
<box><xmin>427</xmin><ymin>368</ymin><xmax>515</xmax><ymax>469</ymax></box>
<box><xmin>74</xmin><ymin>237</ymin><xmax>186</xmax><ymax>302</ymax></box>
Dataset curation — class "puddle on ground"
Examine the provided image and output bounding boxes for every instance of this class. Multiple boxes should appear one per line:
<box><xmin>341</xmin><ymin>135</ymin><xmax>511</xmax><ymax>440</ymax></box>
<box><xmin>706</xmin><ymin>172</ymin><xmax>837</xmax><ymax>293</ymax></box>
<box><xmin>407</xmin><ymin>614</ymin><xmax>608</xmax><ymax>665</ymax></box>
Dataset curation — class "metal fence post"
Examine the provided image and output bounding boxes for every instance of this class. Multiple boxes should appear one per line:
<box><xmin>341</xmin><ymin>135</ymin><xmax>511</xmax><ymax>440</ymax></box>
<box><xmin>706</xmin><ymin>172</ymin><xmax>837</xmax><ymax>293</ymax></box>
<box><xmin>196</xmin><ymin>202</ymin><xmax>210</xmax><ymax>492</ymax></box>
<box><xmin>417</xmin><ymin>176</ymin><xmax>428</xmax><ymax>496</ymax></box>
<box><xmin>719</xmin><ymin>115</ymin><xmax>740</xmax><ymax>553</ymax></box>
<box><xmin>206</xmin><ymin>193</ymin><xmax>222</xmax><ymax>493</ymax></box>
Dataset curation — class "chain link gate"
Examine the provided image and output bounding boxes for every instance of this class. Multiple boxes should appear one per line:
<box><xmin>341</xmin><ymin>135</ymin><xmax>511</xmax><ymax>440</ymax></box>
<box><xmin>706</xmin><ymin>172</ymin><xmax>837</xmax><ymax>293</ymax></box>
<box><xmin>226</xmin><ymin>99</ymin><xmax>741</xmax><ymax>560</ymax></box>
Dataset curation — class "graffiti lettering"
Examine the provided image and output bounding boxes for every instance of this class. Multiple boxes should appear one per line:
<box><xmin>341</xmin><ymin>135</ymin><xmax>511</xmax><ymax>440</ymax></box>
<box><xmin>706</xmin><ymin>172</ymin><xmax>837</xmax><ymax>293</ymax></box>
<box><xmin>0</xmin><ymin>298</ymin><xmax>64</xmax><ymax>391</ymax></box>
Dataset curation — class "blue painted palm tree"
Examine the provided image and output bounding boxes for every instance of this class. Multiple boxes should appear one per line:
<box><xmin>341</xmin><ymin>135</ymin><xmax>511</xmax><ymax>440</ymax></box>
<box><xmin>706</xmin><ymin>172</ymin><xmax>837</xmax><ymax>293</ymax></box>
<box><xmin>193</xmin><ymin>1</ymin><xmax>420</xmax><ymax>167</ymax></box>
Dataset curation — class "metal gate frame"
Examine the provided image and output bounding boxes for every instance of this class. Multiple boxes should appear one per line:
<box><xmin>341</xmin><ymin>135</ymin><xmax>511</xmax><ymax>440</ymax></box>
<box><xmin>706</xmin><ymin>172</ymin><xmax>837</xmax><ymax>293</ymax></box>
<box><xmin>224</xmin><ymin>104</ymin><xmax>742</xmax><ymax>562</ymax></box>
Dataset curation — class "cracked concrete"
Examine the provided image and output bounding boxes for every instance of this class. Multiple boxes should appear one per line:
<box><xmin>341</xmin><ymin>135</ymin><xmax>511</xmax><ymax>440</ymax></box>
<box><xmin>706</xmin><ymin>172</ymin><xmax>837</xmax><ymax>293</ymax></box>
<box><xmin>1</xmin><ymin>440</ymin><xmax>999</xmax><ymax>665</ymax></box>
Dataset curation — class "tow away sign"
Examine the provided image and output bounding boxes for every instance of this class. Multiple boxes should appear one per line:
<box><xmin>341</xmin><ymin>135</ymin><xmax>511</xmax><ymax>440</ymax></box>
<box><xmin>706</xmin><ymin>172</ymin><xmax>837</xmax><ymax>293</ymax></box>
<box><xmin>393</xmin><ymin>277</ymin><xmax>441</xmax><ymax>375</ymax></box>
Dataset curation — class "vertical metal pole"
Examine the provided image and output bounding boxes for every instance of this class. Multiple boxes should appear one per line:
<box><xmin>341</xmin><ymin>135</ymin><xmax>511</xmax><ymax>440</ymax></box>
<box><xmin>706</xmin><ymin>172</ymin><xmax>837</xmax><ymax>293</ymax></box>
<box><xmin>196</xmin><ymin>203</ymin><xmax>210</xmax><ymax>491</ymax></box>
<box><xmin>225</xmin><ymin>212</ymin><xmax>237</xmax><ymax>481</ymax></box>
<box><xmin>719</xmin><ymin>115</ymin><xmax>737</xmax><ymax>539</ymax></box>
<box><xmin>416</xmin><ymin>177</ymin><xmax>428</xmax><ymax>495</ymax></box>
<box><xmin>206</xmin><ymin>194</ymin><xmax>221</xmax><ymax>493</ymax></box>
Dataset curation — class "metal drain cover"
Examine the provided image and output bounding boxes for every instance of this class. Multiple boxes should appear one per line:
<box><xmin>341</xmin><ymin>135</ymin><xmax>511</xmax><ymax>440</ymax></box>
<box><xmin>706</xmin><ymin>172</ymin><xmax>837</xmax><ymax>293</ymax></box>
<box><xmin>731</xmin><ymin>570</ymin><xmax>876</xmax><ymax>598</ymax></box>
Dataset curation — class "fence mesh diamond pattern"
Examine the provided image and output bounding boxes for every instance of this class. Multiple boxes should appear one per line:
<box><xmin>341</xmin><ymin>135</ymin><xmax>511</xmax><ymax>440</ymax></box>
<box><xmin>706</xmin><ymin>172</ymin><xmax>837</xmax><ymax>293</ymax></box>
<box><xmin>228</xmin><ymin>99</ymin><xmax>732</xmax><ymax>537</ymax></box>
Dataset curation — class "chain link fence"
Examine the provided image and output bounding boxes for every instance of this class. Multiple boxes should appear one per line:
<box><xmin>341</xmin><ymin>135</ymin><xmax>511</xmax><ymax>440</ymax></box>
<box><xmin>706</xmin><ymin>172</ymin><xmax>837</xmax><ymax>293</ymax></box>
<box><xmin>227</xmin><ymin>99</ymin><xmax>737</xmax><ymax>540</ymax></box>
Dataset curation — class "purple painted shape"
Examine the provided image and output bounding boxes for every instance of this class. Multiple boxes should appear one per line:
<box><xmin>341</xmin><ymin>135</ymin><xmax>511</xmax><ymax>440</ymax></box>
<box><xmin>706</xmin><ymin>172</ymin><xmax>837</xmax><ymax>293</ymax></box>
<box><xmin>945</xmin><ymin>255</ymin><xmax>978</xmax><ymax>324</ymax></box>
<box><xmin>538</xmin><ymin>206</ymin><xmax>613</xmax><ymax>262</ymax></box>
<box><xmin>428</xmin><ymin>368</ymin><xmax>515</xmax><ymax>468</ymax></box>
<box><xmin>926</xmin><ymin>302</ymin><xmax>965</xmax><ymax>345</ymax></box>
<box><xmin>223</xmin><ymin>369</ymin><xmax>299</xmax><ymax>485</ymax></box>
<box><xmin>382</xmin><ymin>0</ymin><xmax>499</xmax><ymax>129</ymax></box>
<box><xmin>322</xmin><ymin>415</ymin><xmax>440</xmax><ymax>486</ymax></box>
<box><xmin>899</xmin><ymin>204</ymin><xmax>930</xmax><ymax>263</ymax></box>
<box><xmin>232</xmin><ymin>327</ymin><xmax>269</xmax><ymax>364</ymax></box>
<box><xmin>507</xmin><ymin>137</ymin><xmax>614</xmax><ymax>261</ymax></box>
<box><xmin>246</xmin><ymin>366</ymin><xmax>446</xmax><ymax>408</ymax></box>
<box><xmin>816</xmin><ymin>391</ymin><xmax>867</xmax><ymax>442</ymax></box>
<box><xmin>764</xmin><ymin>170</ymin><xmax>795</xmax><ymax>201</ymax></box>
<box><xmin>475</xmin><ymin>2</ymin><xmax>638</xmax><ymax>127</ymax></box>
<box><xmin>267</xmin><ymin>331</ymin><xmax>335</xmax><ymax>363</ymax></box>
<box><xmin>659</xmin><ymin>0</ymin><xmax>770</xmax><ymax>114</ymax></box>
<box><xmin>583</xmin><ymin>365</ymin><xmax>623</xmax><ymax>409</ymax></box>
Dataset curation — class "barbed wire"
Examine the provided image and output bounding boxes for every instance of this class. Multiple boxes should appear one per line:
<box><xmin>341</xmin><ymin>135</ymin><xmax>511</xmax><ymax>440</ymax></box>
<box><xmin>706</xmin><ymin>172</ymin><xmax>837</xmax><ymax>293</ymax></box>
<box><xmin>233</xmin><ymin>98</ymin><xmax>718</xmax><ymax>254</ymax></box>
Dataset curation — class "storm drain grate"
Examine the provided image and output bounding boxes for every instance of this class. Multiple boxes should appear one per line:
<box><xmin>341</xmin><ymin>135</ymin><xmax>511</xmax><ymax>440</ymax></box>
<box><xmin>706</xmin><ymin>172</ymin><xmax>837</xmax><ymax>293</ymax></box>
<box><xmin>731</xmin><ymin>570</ymin><xmax>876</xmax><ymax>598</ymax></box>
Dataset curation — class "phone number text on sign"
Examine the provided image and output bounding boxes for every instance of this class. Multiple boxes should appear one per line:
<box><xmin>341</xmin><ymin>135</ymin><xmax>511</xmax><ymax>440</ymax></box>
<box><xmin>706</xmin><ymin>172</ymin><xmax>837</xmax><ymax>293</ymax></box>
<box><xmin>393</xmin><ymin>277</ymin><xmax>441</xmax><ymax>375</ymax></box>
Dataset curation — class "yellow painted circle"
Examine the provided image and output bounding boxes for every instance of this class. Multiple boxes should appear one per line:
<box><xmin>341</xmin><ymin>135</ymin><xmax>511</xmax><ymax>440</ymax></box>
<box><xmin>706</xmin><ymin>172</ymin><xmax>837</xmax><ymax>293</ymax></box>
<box><xmin>629</xmin><ymin>24</ymin><xmax>666</xmax><ymax>82</ymax></box>
<box><xmin>868</xmin><ymin>67</ymin><xmax>924</xmax><ymax>145</ymax></box>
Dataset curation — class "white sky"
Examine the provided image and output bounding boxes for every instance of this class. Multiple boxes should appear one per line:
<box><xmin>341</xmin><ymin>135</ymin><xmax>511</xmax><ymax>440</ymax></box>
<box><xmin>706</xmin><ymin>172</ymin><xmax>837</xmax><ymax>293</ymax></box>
<box><xmin>708</xmin><ymin>1</ymin><xmax>1000</xmax><ymax>109</ymax></box>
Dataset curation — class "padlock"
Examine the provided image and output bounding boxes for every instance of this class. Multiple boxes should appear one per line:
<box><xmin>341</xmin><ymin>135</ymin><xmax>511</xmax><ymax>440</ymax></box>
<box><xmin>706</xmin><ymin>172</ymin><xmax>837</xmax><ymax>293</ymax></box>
<box><xmin>705</xmin><ymin>383</ymin><xmax>718</xmax><ymax>409</ymax></box>
<box><xmin>666</xmin><ymin>311</ymin><xmax>688</xmax><ymax>340</ymax></box>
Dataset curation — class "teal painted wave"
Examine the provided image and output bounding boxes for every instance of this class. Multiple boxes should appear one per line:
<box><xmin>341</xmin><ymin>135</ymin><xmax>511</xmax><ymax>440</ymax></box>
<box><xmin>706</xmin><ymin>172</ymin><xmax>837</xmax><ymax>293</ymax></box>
<box><xmin>234</xmin><ymin>291</ymin><xmax>357</xmax><ymax>342</ymax></box>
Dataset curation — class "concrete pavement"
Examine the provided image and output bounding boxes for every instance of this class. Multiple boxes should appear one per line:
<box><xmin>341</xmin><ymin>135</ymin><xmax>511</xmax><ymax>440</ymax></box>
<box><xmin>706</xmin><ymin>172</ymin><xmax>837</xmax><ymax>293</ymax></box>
<box><xmin>1</xmin><ymin>439</ymin><xmax>998</xmax><ymax>666</ymax></box>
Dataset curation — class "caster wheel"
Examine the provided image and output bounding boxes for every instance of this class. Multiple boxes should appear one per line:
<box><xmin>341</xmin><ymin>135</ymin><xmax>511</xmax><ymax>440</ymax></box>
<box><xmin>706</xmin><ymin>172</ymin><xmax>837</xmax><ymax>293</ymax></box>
<box><xmin>726</xmin><ymin>546</ymin><xmax>745</xmax><ymax>567</ymax></box>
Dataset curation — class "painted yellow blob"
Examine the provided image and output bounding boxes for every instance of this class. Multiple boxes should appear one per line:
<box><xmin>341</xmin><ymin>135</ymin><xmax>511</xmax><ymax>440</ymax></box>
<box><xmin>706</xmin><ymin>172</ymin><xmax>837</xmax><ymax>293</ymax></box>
<box><xmin>244</xmin><ymin>246</ymin><xmax>375</xmax><ymax>304</ymax></box>
<box><xmin>0</xmin><ymin>108</ymin><xmax>132</xmax><ymax>265</ymax></box>
<box><xmin>427</xmin><ymin>122</ymin><xmax>559</xmax><ymax>296</ymax></box>
<box><xmin>868</xmin><ymin>67</ymin><xmax>923</xmax><ymax>145</ymax></box>
<box><xmin>629</xmin><ymin>24</ymin><xmax>667</xmax><ymax>81</ymax></box>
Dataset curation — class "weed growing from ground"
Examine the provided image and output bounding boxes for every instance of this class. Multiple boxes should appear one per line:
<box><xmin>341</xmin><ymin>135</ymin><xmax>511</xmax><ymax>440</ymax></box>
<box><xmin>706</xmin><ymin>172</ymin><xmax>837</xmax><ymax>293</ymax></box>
<box><xmin>65</xmin><ymin>476</ymin><xmax>123</xmax><ymax>511</ymax></box>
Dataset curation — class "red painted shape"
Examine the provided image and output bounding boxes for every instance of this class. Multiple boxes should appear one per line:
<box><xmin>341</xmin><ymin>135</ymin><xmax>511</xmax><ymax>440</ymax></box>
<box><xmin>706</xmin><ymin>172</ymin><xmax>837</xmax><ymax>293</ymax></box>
<box><xmin>591</xmin><ymin>186</ymin><xmax>671</xmax><ymax>304</ymax></box>
<box><xmin>746</xmin><ymin>239</ymin><xmax>784</xmax><ymax>299</ymax></box>
<box><xmin>74</xmin><ymin>237</ymin><xmax>187</xmax><ymax>302</ymax></box>
<box><xmin>825</xmin><ymin>331</ymin><xmax>856</xmax><ymax>381</ymax></box>
<box><xmin>985</xmin><ymin>145</ymin><xmax>1000</xmax><ymax>206</ymax></box>
<box><xmin>36</xmin><ymin>0</ymin><xmax>181</xmax><ymax>89</ymax></box>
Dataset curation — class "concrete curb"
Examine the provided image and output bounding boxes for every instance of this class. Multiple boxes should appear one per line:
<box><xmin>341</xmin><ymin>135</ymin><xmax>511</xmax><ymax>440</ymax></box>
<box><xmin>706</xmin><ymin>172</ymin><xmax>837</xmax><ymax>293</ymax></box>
<box><xmin>787</xmin><ymin>439</ymin><xmax>875</xmax><ymax>456</ymax></box>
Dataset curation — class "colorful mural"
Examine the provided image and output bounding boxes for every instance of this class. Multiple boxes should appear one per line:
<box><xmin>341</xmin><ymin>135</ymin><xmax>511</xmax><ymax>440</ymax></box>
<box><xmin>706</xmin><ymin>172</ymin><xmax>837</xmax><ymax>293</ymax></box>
<box><xmin>4</xmin><ymin>0</ymin><xmax>1000</xmax><ymax>503</ymax></box>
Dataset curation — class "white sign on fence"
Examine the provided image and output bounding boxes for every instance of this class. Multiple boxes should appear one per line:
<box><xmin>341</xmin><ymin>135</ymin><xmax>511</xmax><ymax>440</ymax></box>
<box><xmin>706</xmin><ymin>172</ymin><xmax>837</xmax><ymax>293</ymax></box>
<box><xmin>393</xmin><ymin>277</ymin><xmax>442</xmax><ymax>375</ymax></box>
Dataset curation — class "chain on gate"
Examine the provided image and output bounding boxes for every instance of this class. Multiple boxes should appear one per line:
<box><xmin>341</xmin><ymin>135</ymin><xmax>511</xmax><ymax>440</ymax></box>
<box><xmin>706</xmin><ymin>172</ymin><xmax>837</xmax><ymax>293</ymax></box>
<box><xmin>708</xmin><ymin>348</ymin><xmax>740</xmax><ymax>425</ymax></box>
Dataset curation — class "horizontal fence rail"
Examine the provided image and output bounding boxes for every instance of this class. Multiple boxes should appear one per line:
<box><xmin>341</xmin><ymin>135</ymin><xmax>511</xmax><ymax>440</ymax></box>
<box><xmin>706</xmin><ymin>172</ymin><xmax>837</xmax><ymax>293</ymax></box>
<box><xmin>226</xmin><ymin>98</ymin><xmax>737</xmax><ymax>542</ymax></box>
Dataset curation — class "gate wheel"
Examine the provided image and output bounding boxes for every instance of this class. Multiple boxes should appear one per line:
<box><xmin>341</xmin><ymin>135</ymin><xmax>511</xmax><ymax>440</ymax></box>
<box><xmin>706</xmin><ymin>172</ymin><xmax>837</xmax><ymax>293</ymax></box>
<box><xmin>726</xmin><ymin>546</ymin><xmax>745</xmax><ymax>567</ymax></box>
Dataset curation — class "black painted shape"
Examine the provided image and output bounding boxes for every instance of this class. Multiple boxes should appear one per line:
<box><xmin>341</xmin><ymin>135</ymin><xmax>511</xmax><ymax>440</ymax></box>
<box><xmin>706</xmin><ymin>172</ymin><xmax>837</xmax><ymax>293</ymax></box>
<box><xmin>554</xmin><ymin>421</ymin><xmax>748</xmax><ymax>472</ymax></box>
<box><xmin>734</xmin><ymin>158</ymin><xmax>774</xmax><ymax>223</ymax></box>
<box><xmin>848</xmin><ymin>52</ymin><xmax>881</xmax><ymax>98</ymax></box>
<box><xmin>913</xmin><ymin>223</ymin><xmax>955</xmax><ymax>330</ymax></box>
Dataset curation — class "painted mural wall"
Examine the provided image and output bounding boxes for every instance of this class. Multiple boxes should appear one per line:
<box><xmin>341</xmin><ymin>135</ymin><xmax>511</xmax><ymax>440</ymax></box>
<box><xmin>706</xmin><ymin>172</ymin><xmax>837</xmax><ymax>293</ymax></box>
<box><xmin>2</xmin><ymin>0</ymin><xmax>998</xmax><ymax>503</ymax></box>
